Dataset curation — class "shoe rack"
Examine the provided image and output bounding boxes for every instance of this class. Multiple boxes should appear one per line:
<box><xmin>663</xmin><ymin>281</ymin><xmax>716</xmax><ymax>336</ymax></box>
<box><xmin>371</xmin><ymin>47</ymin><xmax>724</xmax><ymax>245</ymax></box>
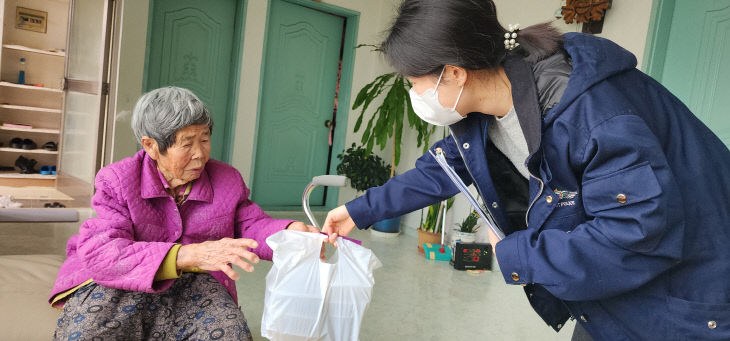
<box><xmin>0</xmin><ymin>0</ymin><xmax>71</xmax><ymax>200</ymax></box>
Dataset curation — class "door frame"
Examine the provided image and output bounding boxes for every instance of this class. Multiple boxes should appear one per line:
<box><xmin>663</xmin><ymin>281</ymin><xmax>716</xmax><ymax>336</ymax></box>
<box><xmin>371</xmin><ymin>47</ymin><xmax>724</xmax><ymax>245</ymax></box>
<box><xmin>642</xmin><ymin>0</ymin><xmax>676</xmax><ymax>81</ymax></box>
<box><xmin>250</xmin><ymin>0</ymin><xmax>360</xmax><ymax>211</ymax></box>
<box><xmin>142</xmin><ymin>0</ymin><xmax>247</xmax><ymax>164</ymax></box>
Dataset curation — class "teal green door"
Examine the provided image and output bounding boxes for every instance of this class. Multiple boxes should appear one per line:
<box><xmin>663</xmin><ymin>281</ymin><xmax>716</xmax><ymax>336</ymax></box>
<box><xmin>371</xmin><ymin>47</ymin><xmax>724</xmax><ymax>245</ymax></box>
<box><xmin>252</xmin><ymin>0</ymin><xmax>344</xmax><ymax>207</ymax></box>
<box><xmin>657</xmin><ymin>0</ymin><xmax>730</xmax><ymax>146</ymax></box>
<box><xmin>146</xmin><ymin>0</ymin><xmax>242</xmax><ymax>161</ymax></box>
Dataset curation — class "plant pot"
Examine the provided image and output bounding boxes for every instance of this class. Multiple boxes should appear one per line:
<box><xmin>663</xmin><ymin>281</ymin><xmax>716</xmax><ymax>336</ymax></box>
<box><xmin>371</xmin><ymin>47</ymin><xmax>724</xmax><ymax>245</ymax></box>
<box><xmin>372</xmin><ymin>216</ymin><xmax>401</xmax><ymax>234</ymax></box>
<box><xmin>417</xmin><ymin>228</ymin><xmax>442</xmax><ymax>254</ymax></box>
<box><xmin>451</xmin><ymin>231</ymin><xmax>477</xmax><ymax>245</ymax></box>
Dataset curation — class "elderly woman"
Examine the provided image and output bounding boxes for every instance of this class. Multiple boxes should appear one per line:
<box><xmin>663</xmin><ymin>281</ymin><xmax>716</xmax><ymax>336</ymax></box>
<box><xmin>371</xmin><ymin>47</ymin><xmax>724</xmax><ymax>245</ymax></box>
<box><xmin>50</xmin><ymin>87</ymin><xmax>316</xmax><ymax>340</ymax></box>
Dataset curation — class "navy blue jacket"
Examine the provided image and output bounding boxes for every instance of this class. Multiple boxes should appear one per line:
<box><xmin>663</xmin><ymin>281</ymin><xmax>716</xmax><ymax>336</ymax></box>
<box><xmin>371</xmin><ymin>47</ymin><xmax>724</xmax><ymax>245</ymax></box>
<box><xmin>346</xmin><ymin>33</ymin><xmax>730</xmax><ymax>340</ymax></box>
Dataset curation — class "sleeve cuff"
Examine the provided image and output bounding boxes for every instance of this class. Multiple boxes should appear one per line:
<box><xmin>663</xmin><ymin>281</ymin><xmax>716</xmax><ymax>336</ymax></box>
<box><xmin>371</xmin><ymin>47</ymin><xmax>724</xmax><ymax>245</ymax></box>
<box><xmin>495</xmin><ymin>232</ymin><xmax>530</xmax><ymax>285</ymax></box>
<box><xmin>154</xmin><ymin>244</ymin><xmax>182</xmax><ymax>281</ymax></box>
<box><xmin>345</xmin><ymin>197</ymin><xmax>374</xmax><ymax>229</ymax></box>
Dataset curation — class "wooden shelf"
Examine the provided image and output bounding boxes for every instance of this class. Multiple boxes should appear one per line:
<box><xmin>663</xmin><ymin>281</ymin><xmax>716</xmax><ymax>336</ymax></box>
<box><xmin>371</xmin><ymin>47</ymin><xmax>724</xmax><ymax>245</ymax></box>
<box><xmin>0</xmin><ymin>104</ymin><xmax>61</xmax><ymax>114</ymax></box>
<box><xmin>0</xmin><ymin>147</ymin><xmax>58</xmax><ymax>155</ymax></box>
<box><xmin>2</xmin><ymin>44</ymin><xmax>66</xmax><ymax>57</ymax></box>
<box><xmin>0</xmin><ymin>126</ymin><xmax>60</xmax><ymax>134</ymax></box>
<box><xmin>0</xmin><ymin>172</ymin><xmax>57</xmax><ymax>179</ymax></box>
<box><xmin>0</xmin><ymin>81</ymin><xmax>63</xmax><ymax>93</ymax></box>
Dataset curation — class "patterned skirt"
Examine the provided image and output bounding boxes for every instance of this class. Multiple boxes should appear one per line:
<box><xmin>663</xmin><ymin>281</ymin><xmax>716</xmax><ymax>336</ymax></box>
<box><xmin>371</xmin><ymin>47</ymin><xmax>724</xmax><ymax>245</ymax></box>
<box><xmin>54</xmin><ymin>273</ymin><xmax>253</xmax><ymax>341</ymax></box>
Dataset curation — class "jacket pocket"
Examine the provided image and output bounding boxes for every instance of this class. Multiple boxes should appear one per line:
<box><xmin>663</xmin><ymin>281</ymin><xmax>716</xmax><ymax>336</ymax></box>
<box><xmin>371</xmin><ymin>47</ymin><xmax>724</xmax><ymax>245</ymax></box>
<box><xmin>666</xmin><ymin>295</ymin><xmax>730</xmax><ymax>340</ymax></box>
<box><xmin>582</xmin><ymin>162</ymin><xmax>662</xmax><ymax>215</ymax></box>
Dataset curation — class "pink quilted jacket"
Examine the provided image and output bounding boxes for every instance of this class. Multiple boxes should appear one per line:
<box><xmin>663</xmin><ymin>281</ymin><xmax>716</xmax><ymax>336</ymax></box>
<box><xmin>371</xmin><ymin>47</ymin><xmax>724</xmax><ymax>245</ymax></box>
<box><xmin>49</xmin><ymin>150</ymin><xmax>294</xmax><ymax>304</ymax></box>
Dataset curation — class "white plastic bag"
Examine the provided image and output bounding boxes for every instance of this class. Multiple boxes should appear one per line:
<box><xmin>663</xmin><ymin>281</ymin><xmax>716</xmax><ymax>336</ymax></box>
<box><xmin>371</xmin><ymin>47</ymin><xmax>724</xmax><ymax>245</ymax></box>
<box><xmin>261</xmin><ymin>230</ymin><xmax>382</xmax><ymax>341</ymax></box>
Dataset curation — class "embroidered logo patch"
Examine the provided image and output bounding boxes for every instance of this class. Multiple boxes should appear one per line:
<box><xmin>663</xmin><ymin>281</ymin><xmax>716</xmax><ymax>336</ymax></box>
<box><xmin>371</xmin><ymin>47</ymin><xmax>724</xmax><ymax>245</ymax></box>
<box><xmin>553</xmin><ymin>189</ymin><xmax>577</xmax><ymax>200</ymax></box>
<box><xmin>553</xmin><ymin>189</ymin><xmax>578</xmax><ymax>207</ymax></box>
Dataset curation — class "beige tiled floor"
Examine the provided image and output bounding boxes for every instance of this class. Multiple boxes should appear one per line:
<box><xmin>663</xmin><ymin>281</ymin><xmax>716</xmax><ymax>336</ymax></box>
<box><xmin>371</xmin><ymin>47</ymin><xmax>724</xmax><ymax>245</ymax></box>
<box><xmin>235</xmin><ymin>225</ymin><xmax>574</xmax><ymax>340</ymax></box>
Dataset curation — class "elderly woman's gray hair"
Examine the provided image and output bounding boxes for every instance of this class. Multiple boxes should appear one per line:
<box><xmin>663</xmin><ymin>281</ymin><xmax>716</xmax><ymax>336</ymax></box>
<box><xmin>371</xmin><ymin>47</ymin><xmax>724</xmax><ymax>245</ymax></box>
<box><xmin>131</xmin><ymin>86</ymin><xmax>213</xmax><ymax>153</ymax></box>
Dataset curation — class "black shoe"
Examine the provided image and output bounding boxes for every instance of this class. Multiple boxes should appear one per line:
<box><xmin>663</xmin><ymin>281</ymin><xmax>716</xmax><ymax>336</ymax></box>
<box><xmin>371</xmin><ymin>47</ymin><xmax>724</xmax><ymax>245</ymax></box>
<box><xmin>22</xmin><ymin>139</ymin><xmax>37</xmax><ymax>150</ymax></box>
<box><xmin>42</xmin><ymin>141</ymin><xmax>58</xmax><ymax>151</ymax></box>
<box><xmin>44</xmin><ymin>202</ymin><xmax>65</xmax><ymax>208</ymax></box>
<box><xmin>9</xmin><ymin>137</ymin><xmax>23</xmax><ymax>149</ymax></box>
<box><xmin>14</xmin><ymin>155</ymin><xmax>37</xmax><ymax>174</ymax></box>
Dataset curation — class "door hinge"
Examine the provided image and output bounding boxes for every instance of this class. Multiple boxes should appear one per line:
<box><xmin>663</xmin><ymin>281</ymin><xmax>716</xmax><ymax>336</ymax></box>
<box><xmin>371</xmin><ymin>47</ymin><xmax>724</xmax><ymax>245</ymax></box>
<box><xmin>101</xmin><ymin>82</ymin><xmax>110</xmax><ymax>95</ymax></box>
<box><xmin>62</xmin><ymin>77</ymin><xmax>68</xmax><ymax>91</ymax></box>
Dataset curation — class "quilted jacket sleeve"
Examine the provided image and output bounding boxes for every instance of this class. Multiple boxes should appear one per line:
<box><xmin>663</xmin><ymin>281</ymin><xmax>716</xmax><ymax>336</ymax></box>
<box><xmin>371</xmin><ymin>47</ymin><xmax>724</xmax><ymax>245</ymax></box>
<box><xmin>234</xmin><ymin>176</ymin><xmax>294</xmax><ymax>261</ymax></box>
<box><xmin>495</xmin><ymin>114</ymin><xmax>685</xmax><ymax>301</ymax></box>
<box><xmin>346</xmin><ymin>135</ymin><xmax>468</xmax><ymax>229</ymax></box>
<box><xmin>76</xmin><ymin>167</ymin><xmax>177</xmax><ymax>293</ymax></box>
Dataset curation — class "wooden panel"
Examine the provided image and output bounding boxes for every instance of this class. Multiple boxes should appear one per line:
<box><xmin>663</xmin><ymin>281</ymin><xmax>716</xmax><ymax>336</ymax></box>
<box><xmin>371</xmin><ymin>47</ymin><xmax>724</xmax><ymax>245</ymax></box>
<box><xmin>0</xmin><ymin>46</ymin><xmax>65</xmax><ymax>88</ymax></box>
<box><xmin>252</xmin><ymin>0</ymin><xmax>344</xmax><ymax>207</ymax></box>
<box><xmin>2</xmin><ymin>0</ymin><xmax>70</xmax><ymax>51</ymax></box>
<box><xmin>0</xmin><ymin>81</ymin><xmax>63</xmax><ymax>109</ymax></box>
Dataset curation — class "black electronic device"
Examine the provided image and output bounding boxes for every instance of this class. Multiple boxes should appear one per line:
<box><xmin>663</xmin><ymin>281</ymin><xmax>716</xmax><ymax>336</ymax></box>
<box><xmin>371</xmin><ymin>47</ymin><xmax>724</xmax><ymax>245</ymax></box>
<box><xmin>450</xmin><ymin>242</ymin><xmax>492</xmax><ymax>271</ymax></box>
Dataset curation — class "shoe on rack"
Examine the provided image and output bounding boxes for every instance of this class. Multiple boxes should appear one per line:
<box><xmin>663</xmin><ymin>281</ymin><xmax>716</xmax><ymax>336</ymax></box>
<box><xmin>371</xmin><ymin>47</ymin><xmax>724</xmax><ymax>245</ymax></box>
<box><xmin>42</xmin><ymin>141</ymin><xmax>58</xmax><ymax>151</ymax></box>
<box><xmin>39</xmin><ymin>165</ymin><xmax>51</xmax><ymax>175</ymax></box>
<box><xmin>9</xmin><ymin>137</ymin><xmax>23</xmax><ymax>149</ymax></box>
<box><xmin>14</xmin><ymin>155</ymin><xmax>37</xmax><ymax>174</ymax></box>
<box><xmin>21</xmin><ymin>138</ymin><xmax>37</xmax><ymax>150</ymax></box>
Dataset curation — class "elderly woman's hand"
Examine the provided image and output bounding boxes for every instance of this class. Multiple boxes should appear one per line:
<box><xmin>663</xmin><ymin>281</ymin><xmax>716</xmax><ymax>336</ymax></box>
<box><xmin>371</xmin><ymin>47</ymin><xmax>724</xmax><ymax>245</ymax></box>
<box><xmin>177</xmin><ymin>238</ymin><xmax>260</xmax><ymax>280</ymax></box>
<box><xmin>286</xmin><ymin>221</ymin><xmax>318</xmax><ymax>233</ymax></box>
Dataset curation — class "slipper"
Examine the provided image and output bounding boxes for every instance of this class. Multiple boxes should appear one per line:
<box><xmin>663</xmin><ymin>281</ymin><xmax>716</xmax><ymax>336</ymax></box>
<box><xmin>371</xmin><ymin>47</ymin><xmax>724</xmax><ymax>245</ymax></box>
<box><xmin>21</xmin><ymin>138</ymin><xmax>37</xmax><ymax>150</ymax></box>
<box><xmin>39</xmin><ymin>165</ymin><xmax>51</xmax><ymax>175</ymax></box>
<box><xmin>9</xmin><ymin>137</ymin><xmax>23</xmax><ymax>149</ymax></box>
<box><xmin>51</xmin><ymin>166</ymin><xmax>57</xmax><ymax>175</ymax></box>
<box><xmin>42</xmin><ymin>141</ymin><xmax>58</xmax><ymax>151</ymax></box>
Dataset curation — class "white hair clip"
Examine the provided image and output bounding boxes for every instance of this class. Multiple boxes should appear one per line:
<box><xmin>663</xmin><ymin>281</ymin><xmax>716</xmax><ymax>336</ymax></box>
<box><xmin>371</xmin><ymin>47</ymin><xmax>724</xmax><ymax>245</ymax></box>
<box><xmin>504</xmin><ymin>24</ymin><xmax>520</xmax><ymax>51</ymax></box>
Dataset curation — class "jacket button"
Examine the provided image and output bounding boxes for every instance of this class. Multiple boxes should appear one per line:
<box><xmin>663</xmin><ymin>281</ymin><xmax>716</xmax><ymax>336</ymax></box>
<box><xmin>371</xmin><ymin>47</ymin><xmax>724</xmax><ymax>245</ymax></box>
<box><xmin>557</xmin><ymin>323</ymin><xmax>562</xmax><ymax>329</ymax></box>
<box><xmin>580</xmin><ymin>315</ymin><xmax>588</xmax><ymax>323</ymax></box>
<box><xmin>462</xmin><ymin>142</ymin><xmax>470</xmax><ymax>149</ymax></box>
<box><xmin>708</xmin><ymin>320</ymin><xmax>717</xmax><ymax>329</ymax></box>
<box><xmin>492</xmin><ymin>202</ymin><xmax>498</xmax><ymax>208</ymax></box>
<box><xmin>511</xmin><ymin>272</ymin><xmax>520</xmax><ymax>281</ymax></box>
<box><xmin>546</xmin><ymin>195</ymin><xmax>553</xmax><ymax>203</ymax></box>
<box><xmin>616</xmin><ymin>193</ymin><xmax>627</xmax><ymax>204</ymax></box>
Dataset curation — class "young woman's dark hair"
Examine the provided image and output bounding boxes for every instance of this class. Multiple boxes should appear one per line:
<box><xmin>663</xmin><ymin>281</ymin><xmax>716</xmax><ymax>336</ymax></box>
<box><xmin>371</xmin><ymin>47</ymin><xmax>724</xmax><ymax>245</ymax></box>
<box><xmin>381</xmin><ymin>0</ymin><xmax>564</xmax><ymax>77</ymax></box>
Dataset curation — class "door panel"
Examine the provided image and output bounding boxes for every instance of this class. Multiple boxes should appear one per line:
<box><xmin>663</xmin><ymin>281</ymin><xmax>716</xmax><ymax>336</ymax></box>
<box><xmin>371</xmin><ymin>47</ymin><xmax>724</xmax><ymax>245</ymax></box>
<box><xmin>146</xmin><ymin>0</ymin><xmax>239</xmax><ymax>161</ymax></box>
<box><xmin>661</xmin><ymin>0</ymin><xmax>730</xmax><ymax>146</ymax></box>
<box><xmin>61</xmin><ymin>0</ymin><xmax>113</xmax><ymax>184</ymax></box>
<box><xmin>252</xmin><ymin>0</ymin><xmax>344</xmax><ymax>207</ymax></box>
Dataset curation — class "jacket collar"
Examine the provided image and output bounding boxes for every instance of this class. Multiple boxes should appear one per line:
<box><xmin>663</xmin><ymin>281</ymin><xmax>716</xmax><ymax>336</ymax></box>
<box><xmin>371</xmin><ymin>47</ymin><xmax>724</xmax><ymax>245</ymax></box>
<box><xmin>140</xmin><ymin>152</ymin><xmax>213</xmax><ymax>203</ymax></box>
<box><xmin>502</xmin><ymin>54</ymin><xmax>543</xmax><ymax>156</ymax></box>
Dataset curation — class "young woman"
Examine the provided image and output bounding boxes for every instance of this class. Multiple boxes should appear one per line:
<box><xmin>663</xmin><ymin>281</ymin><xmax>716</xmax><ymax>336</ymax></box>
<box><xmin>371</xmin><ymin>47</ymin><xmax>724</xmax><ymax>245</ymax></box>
<box><xmin>322</xmin><ymin>1</ymin><xmax>730</xmax><ymax>340</ymax></box>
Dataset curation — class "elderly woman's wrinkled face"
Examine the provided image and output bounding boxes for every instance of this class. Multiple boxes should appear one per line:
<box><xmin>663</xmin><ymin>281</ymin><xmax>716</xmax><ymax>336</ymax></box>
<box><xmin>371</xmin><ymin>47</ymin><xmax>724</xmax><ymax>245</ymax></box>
<box><xmin>143</xmin><ymin>124</ymin><xmax>211</xmax><ymax>187</ymax></box>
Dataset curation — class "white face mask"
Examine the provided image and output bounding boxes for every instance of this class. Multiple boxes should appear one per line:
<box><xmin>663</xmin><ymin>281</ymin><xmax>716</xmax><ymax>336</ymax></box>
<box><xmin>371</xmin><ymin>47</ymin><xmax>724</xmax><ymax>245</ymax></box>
<box><xmin>408</xmin><ymin>67</ymin><xmax>465</xmax><ymax>126</ymax></box>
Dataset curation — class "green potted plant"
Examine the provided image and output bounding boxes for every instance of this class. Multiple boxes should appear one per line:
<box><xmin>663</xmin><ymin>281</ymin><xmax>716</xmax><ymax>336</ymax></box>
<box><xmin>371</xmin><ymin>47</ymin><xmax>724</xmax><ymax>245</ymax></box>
<box><xmin>417</xmin><ymin>198</ymin><xmax>454</xmax><ymax>253</ymax></box>
<box><xmin>451</xmin><ymin>210</ymin><xmax>480</xmax><ymax>247</ymax></box>
<box><xmin>346</xmin><ymin>46</ymin><xmax>438</xmax><ymax>235</ymax></box>
<box><xmin>336</xmin><ymin>143</ymin><xmax>400</xmax><ymax>234</ymax></box>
